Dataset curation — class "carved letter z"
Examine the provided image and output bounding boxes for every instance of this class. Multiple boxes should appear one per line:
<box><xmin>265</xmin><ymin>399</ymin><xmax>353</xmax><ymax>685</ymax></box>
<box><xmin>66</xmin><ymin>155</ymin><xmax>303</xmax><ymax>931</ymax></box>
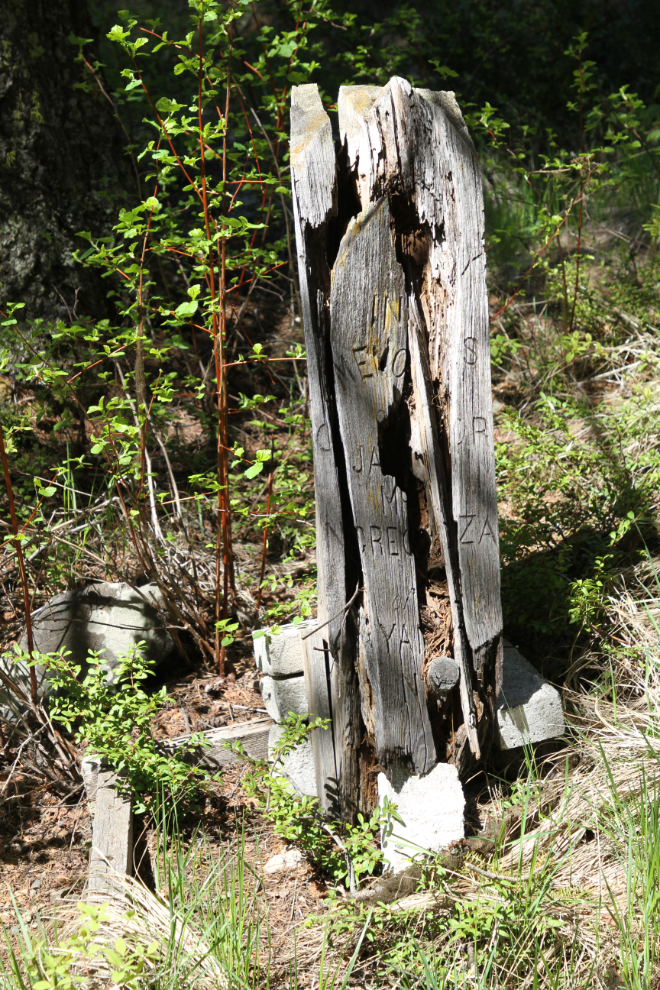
<box><xmin>459</xmin><ymin>514</ymin><xmax>476</xmax><ymax>544</ymax></box>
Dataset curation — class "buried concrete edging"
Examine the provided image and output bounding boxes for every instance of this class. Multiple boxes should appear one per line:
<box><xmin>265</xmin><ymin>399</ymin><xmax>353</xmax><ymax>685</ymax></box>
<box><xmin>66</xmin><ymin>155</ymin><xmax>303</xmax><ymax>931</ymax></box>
<box><xmin>81</xmin><ymin>718</ymin><xmax>274</xmax><ymax>890</ymax></box>
<box><xmin>251</xmin><ymin>622</ymin><xmax>566</xmax><ymax>755</ymax></box>
<box><xmin>81</xmin><ymin>629</ymin><xmax>566</xmax><ymax>886</ymax></box>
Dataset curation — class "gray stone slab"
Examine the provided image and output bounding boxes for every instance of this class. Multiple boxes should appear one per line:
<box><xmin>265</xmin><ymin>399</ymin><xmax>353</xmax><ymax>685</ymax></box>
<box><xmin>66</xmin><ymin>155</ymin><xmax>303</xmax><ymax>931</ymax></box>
<box><xmin>253</xmin><ymin>620</ymin><xmax>316</xmax><ymax>677</ymax></box>
<box><xmin>2</xmin><ymin>583</ymin><xmax>173</xmax><ymax>721</ymax></box>
<box><xmin>268</xmin><ymin>724</ymin><xmax>317</xmax><ymax>797</ymax></box>
<box><xmin>259</xmin><ymin>674</ymin><xmax>308</xmax><ymax>721</ymax></box>
<box><xmin>378</xmin><ymin>763</ymin><xmax>465</xmax><ymax>873</ymax></box>
<box><xmin>88</xmin><ymin>765</ymin><xmax>133</xmax><ymax>893</ymax></box>
<box><xmin>496</xmin><ymin>642</ymin><xmax>565</xmax><ymax>750</ymax></box>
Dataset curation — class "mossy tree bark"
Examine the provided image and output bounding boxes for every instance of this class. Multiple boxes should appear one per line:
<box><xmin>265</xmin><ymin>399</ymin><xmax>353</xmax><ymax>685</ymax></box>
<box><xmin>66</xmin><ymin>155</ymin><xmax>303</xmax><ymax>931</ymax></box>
<box><xmin>0</xmin><ymin>0</ymin><xmax>132</xmax><ymax>322</ymax></box>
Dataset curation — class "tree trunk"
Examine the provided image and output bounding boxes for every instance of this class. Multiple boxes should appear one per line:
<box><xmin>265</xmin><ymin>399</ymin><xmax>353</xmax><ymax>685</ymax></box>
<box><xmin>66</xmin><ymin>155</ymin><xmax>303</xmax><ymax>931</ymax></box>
<box><xmin>291</xmin><ymin>78</ymin><xmax>503</xmax><ymax>818</ymax></box>
<box><xmin>0</xmin><ymin>0</ymin><xmax>132</xmax><ymax>322</ymax></box>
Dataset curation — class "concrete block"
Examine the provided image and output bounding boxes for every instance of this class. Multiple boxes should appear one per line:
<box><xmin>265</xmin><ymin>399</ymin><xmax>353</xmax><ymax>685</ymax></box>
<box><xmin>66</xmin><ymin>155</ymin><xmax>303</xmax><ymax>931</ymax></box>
<box><xmin>268</xmin><ymin>724</ymin><xmax>317</xmax><ymax>797</ymax></box>
<box><xmin>378</xmin><ymin>763</ymin><xmax>465</xmax><ymax>873</ymax></box>
<box><xmin>253</xmin><ymin>620</ymin><xmax>316</xmax><ymax>677</ymax></box>
<box><xmin>87</xmin><ymin>764</ymin><xmax>133</xmax><ymax>893</ymax></box>
<box><xmin>259</xmin><ymin>674</ymin><xmax>308</xmax><ymax>721</ymax></box>
<box><xmin>496</xmin><ymin>642</ymin><xmax>565</xmax><ymax>750</ymax></box>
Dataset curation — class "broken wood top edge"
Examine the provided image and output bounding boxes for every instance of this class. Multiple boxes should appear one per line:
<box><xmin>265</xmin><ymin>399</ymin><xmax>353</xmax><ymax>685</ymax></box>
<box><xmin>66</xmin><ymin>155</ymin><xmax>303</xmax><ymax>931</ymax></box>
<box><xmin>337</xmin><ymin>77</ymin><xmax>475</xmax><ymax>155</ymax></box>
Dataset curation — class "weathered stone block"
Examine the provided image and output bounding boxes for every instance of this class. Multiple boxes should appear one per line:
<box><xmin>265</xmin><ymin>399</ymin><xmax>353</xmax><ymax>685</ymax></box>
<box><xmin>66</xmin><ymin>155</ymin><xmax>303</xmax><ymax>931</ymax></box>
<box><xmin>378</xmin><ymin>763</ymin><xmax>465</xmax><ymax>873</ymax></box>
<box><xmin>496</xmin><ymin>641</ymin><xmax>565</xmax><ymax>750</ymax></box>
<box><xmin>253</xmin><ymin>620</ymin><xmax>316</xmax><ymax>677</ymax></box>
<box><xmin>268</xmin><ymin>724</ymin><xmax>317</xmax><ymax>797</ymax></box>
<box><xmin>1</xmin><ymin>583</ymin><xmax>173</xmax><ymax>719</ymax></box>
<box><xmin>259</xmin><ymin>674</ymin><xmax>308</xmax><ymax>721</ymax></box>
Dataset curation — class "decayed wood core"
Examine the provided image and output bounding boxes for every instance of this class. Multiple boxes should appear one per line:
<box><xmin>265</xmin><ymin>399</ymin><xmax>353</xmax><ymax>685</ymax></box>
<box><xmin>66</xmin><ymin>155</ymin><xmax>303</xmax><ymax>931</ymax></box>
<box><xmin>291</xmin><ymin>78</ymin><xmax>503</xmax><ymax>817</ymax></box>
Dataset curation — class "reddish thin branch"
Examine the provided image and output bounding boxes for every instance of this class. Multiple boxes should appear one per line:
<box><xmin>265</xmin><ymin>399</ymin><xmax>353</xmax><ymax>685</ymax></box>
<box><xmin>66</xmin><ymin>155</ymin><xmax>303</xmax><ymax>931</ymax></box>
<box><xmin>0</xmin><ymin>425</ymin><xmax>38</xmax><ymax>706</ymax></box>
<box><xmin>569</xmin><ymin>52</ymin><xmax>586</xmax><ymax>334</ymax></box>
<box><xmin>255</xmin><ymin>456</ymin><xmax>276</xmax><ymax>616</ymax></box>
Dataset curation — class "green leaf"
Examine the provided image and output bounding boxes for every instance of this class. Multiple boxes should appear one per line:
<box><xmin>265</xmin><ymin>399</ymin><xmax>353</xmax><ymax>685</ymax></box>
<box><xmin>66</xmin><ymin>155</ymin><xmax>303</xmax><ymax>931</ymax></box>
<box><xmin>244</xmin><ymin>462</ymin><xmax>264</xmax><ymax>480</ymax></box>
<box><xmin>174</xmin><ymin>300</ymin><xmax>198</xmax><ymax>319</ymax></box>
<box><xmin>156</xmin><ymin>97</ymin><xmax>184</xmax><ymax>113</ymax></box>
<box><xmin>107</xmin><ymin>24</ymin><xmax>130</xmax><ymax>41</ymax></box>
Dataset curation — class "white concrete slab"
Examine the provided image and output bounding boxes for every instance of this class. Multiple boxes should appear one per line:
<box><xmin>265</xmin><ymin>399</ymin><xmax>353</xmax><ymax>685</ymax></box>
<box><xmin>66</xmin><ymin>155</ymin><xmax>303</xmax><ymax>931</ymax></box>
<box><xmin>378</xmin><ymin>763</ymin><xmax>465</xmax><ymax>873</ymax></box>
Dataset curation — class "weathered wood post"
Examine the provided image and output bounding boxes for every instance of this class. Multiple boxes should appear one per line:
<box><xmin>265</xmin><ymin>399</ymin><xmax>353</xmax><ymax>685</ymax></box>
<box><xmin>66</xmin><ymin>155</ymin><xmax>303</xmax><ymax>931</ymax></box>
<box><xmin>291</xmin><ymin>78</ymin><xmax>503</xmax><ymax>821</ymax></box>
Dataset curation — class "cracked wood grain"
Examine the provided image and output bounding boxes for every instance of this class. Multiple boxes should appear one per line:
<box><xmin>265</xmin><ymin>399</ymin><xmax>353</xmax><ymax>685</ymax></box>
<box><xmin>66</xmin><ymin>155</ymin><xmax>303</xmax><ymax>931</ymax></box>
<box><xmin>290</xmin><ymin>84</ymin><xmax>362</xmax><ymax>817</ymax></box>
<box><xmin>330</xmin><ymin>198</ymin><xmax>435</xmax><ymax>774</ymax></box>
<box><xmin>291</xmin><ymin>77</ymin><xmax>503</xmax><ymax>801</ymax></box>
<box><xmin>338</xmin><ymin>79</ymin><xmax>502</xmax><ymax>755</ymax></box>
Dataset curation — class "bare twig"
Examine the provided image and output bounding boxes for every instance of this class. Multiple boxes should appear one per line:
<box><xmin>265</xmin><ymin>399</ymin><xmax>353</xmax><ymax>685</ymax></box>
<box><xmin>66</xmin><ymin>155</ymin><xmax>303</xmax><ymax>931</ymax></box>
<box><xmin>300</xmin><ymin>584</ymin><xmax>363</xmax><ymax>641</ymax></box>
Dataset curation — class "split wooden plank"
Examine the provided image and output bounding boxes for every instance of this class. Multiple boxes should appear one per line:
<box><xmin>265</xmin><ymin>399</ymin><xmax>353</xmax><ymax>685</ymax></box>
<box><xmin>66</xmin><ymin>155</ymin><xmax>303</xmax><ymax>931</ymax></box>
<box><xmin>330</xmin><ymin>197</ymin><xmax>435</xmax><ymax>774</ymax></box>
<box><xmin>407</xmin><ymin>292</ymin><xmax>479</xmax><ymax>754</ymax></box>
<box><xmin>84</xmin><ymin>720</ymin><xmax>273</xmax><ymax>890</ymax></box>
<box><xmin>290</xmin><ymin>77</ymin><xmax>504</xmax><ymax>805</ymax></box>
<box><xmin>337</xmin><ymin>80</ymin><xmax>502</xmax><ymax>760</ymax></box>
<box><xmin>338</xmin><ymin>79</ymin><xmax>502</xmax><ymax>658</ymax></box>
<box><xmin>164</xmin><ymin>717</ymin><xmax>271</xmax><ymax>767</ymax></box>
<box><xmin>290</xmin><ymin>84</ymin><xmax>362</xmax><ymax>817</ymax></box>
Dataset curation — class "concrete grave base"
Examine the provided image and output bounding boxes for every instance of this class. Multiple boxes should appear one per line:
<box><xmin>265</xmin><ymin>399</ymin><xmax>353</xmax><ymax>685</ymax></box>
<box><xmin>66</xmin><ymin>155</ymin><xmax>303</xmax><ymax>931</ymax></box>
<box><xmin>496</xmin><ymin>642</ymin><xmax>565</xmax><ymax>750</ymax></box>
<box><xmin>254</xmin><ymin>619</ymin><xmax>317</xmax><ymax>677</ymax></box>
<box><xmin>259</xmin><ymin>674</ymin><xmax>308</xmax><ymax>721</ymax></box>
<box><xmin>268</xmin><ymin>724</ymin><xmax>317</xmax><ymax>798</ymax></box>
<box><xmin>378</xmin><ymin>763</ymin><xmax>465</xmax><ymax>873</ymax></box>
<box><xmin>254</xmin><ymin>620</ymin><xmax>315</xmax><ymax>722</ymax></box>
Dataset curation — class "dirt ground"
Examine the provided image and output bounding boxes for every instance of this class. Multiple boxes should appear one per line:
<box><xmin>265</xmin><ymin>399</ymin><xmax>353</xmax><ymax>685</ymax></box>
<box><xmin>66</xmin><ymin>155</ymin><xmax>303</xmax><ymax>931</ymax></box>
<box><xmin>0</xmin><ymin>631</ymin><xmax>332</xmax><ymax>968</ymax></box>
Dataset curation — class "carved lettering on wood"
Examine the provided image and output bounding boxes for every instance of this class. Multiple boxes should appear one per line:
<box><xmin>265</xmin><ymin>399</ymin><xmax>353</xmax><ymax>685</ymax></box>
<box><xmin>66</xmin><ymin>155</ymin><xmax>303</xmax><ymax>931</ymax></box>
<box><xmin>291</xmin><ymin>77</ymin><xmax>504</xmax><ymax>804</ymax></box>
<box><xmin>330</xmin><ymin>198</ymin><xmax>435</xmax><ymax>775</ymax></box>
<box><xmin>338</xmin><ymin>79</ymin><xmax>502</xmax><ymax>657</ymax></box>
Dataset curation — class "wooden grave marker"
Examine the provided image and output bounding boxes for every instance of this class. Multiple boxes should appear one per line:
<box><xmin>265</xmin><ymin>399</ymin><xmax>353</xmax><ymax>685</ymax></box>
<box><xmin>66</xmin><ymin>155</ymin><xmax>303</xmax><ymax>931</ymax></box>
<box><xmin>291</xmin><ymin>77</ymin><xmax>503</xmax><ymax>820</ymax></box>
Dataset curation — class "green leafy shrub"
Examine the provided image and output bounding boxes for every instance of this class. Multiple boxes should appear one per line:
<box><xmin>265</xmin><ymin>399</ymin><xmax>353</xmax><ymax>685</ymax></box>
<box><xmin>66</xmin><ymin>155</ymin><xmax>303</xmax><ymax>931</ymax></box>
<box><xmin>230</xmin><ymin>712</ymin><xmax>398</xmax><ymax>887</ymax></box>
<box><xmin>15</xmin><ymin>643</ymin><xmax>218</xmax><ymax>812</ymax></box>
<box><xmin>27</xmin><ymin>903</ymin><xmax>159</xmax><ymax>990</ymax></box>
